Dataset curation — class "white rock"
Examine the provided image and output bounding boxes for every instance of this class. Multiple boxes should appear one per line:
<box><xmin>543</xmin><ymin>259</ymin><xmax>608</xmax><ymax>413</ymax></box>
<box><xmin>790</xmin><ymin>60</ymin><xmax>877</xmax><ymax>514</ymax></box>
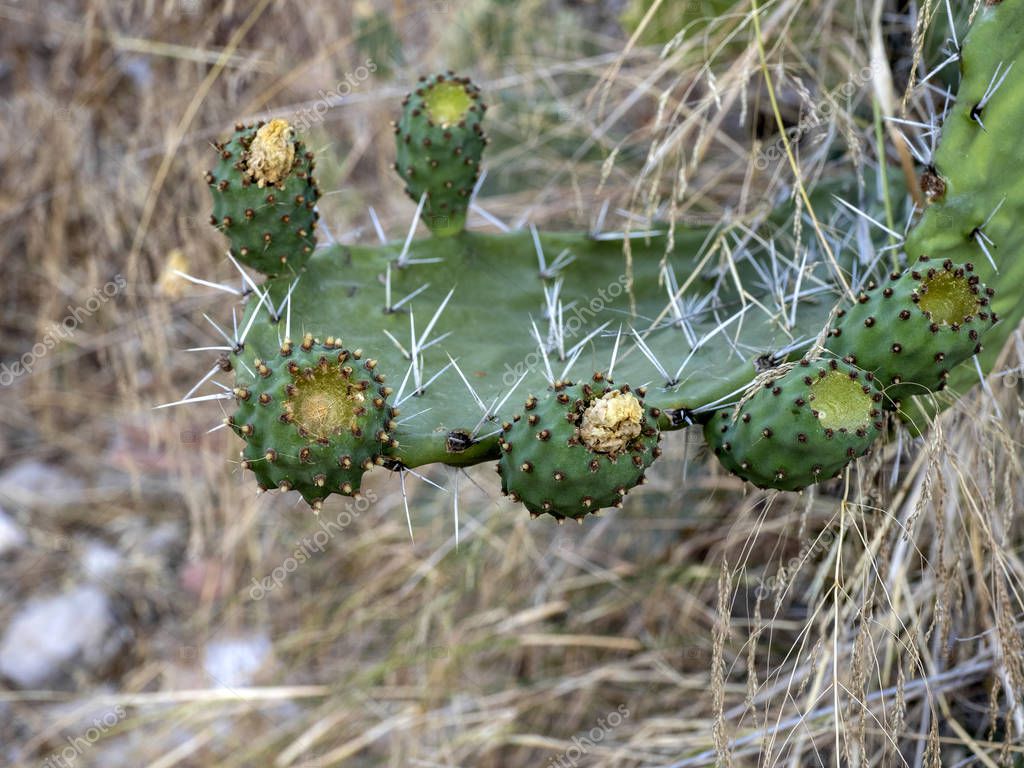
<box><xmin>140</xmin><ymin>520</ymin><xmax>184</xmax><ymax>559</ymax></box>
<box><xmin>202</xmin><ymin>634</ymin><xmax>273</xmax><ymax>689</ymax></box>
<box><xmin>0</xmin><ymin>509</ymin><xmax>26</xmax><ymax>555</ymax></box>
<box><xmin>0</xmin><ymin>586</ymin><xmax>116</xmax><ymax>688</ymax></box>
<box><xmin>81</xmin><ymin>541</ymin><xmax>123</xmax><ymax>580</ymax></box>
<box><xmin>0</xmin><ymin>460</ymin><xmax>84</xmax><ymax>506</ymax></box>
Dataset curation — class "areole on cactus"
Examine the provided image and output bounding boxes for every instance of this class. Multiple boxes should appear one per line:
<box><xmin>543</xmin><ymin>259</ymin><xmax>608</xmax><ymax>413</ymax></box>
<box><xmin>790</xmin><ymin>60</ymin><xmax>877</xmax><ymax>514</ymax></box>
<box><xmin>182</xmin><ymin>0</ymin><xmax>1024</xmax><ymax>518</ymax></box>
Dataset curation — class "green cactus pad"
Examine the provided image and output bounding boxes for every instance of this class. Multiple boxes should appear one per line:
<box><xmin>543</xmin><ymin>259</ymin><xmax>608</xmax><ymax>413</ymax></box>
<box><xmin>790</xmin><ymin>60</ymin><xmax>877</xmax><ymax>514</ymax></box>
<box><xmin>497</xmin><ymin>376</ymin><xmax>661</xmax><ymax>520</ymax></box>
<box><xmin>208</xmin><ymin>119</ymin><xmax>320</xmax><ymax>275</ymax></box>
<box><xmin>394</xmin><ymin>73</ymin><xmax>486</xmax><ymax>236</ymax></box>
<box><xmin>826</xmin><ymin>259</ymin><xmax>996</xmax><ymax>406</ymax></box>
<box><xmin>229</xmin><ymin>333</ymin><xmax>397</xmax><ymax>509</ymax></box>
<box><xmin>902</xmin><ymin>0</ymin><xmax>1024</xmax><ymax>406</ymax></box>
<box><xmin>232</xmin><ymin>223</ymin><xmax>839</xmax><ymax>477</ymax></box>
<box><xmin>705</xmin><ymin>359</ymin><xmax>883</xmax><ymax>492</ymax></box>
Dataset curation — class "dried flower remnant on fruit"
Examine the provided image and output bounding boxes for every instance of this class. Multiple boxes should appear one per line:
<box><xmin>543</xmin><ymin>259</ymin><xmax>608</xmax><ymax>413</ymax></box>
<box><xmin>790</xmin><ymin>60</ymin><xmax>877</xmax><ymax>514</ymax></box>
<box><xmin>246</xmin><ymin>119</ymin><xmax>296</xmax><ymax>188</ymax></box>
<box><xmin>580</xmin><ymin>390</ymin><xmax>643</xmax><ymax>455</ymax></box>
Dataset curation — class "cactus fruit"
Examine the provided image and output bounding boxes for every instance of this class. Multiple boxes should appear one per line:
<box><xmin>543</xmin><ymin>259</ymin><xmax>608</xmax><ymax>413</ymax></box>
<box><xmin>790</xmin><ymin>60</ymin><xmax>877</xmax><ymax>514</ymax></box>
<box><xmin>229</xmin><ymin>333</ymin><xmax>398</xmax><ymax>509</ymax></box>
<box><xmin>826</xmin><ymin>259</ymin><xmax>997</xmax><ymax>406</ymax></box>
<box><xmin>705</xmin><ymin>360</ymin><xmax>883</xmax><ymax>491</ymax></box>
<box><xmin>207</xmin><ymin>119</ymin><xmax>320</xmax><ymax>275</ymax></box>
<box><xmin>394</xmin><ymin>73</ymin><xmax>486</xmax><ymax>236</ymax></box>
<box><xmin>497</xmin><ymin>378</ymin><xmax>661</xmax><ymax>519</ymax></box>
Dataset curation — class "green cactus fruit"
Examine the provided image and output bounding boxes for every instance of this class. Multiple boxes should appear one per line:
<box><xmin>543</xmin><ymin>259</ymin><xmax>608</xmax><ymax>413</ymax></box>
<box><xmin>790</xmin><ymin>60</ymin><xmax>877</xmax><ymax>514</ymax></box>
<box><xmin>207</xmin><ymin>119</ymin><xmax>320</xmax><ymax>276</ymax></box>
<box><xmin>229</xmin><ymin>332</ymin><xmax>398</xmax><ymax>510</ymax></box>
<box><xmin>705</xmin><ymin>359</ymin><xmax>884</xmax><ymax>492</ymax></box>
<box><xmin>497</xmin><ymin>376</ymin><xmax>661</xmax><ymax>520</ymax></box>
<box><xmin>826</xmin><ymin>258</ymin><xmax>997</xmax><ymax>406</ymax></box>
<box><xmin>394</xmin><ymin>73</ymin><xmax>486</xmax><ymax>237</ymax></box>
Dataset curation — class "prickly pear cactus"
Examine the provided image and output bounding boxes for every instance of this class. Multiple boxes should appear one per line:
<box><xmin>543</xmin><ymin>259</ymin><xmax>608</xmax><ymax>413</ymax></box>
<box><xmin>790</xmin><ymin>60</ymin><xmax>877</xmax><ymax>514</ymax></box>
<box><xmin>497</xmin><ymin>378</ymin><xmax>661</xmax><ymax>519</ymax></box>
<box><xmin>705</xmin><ymin>359</ymin><xmax>883</xmax><ymax>491</ymax></box>
<box><xmin>229</xmin><ymin>334</ymin><xmax>397</xmax><ymax>509</ymax></box>
<box><xmin>394</xmin><ymin>73</ymin><xmax>486</xmax><ymax>236</ymax></box>
<box><xmin>173</xmin><ymin>0</ymin><xmax>1024</xmax><ymax>513</ymax></box>
<box><xmin>208</xmin><ymin>119</ymin><xmax>320</xmax><ymax>275</ymax></box>
<box><xmin>903</xmin><ymin>0</ymin><xmax>1024</xmax><ymax>398</ymax></box>
<box><xmin>826</xmin><ymin>259</ymin><xmax>996</xmax><ymax>406</ymax></box>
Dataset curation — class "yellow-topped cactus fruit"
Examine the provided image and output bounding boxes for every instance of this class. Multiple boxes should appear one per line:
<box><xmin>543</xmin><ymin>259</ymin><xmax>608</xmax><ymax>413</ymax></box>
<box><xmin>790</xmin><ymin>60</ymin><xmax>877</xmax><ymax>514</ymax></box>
<box><xmin>207</xmin><ymin>119</ymin><xmax>319</xmax><ymax>275</ymax></box>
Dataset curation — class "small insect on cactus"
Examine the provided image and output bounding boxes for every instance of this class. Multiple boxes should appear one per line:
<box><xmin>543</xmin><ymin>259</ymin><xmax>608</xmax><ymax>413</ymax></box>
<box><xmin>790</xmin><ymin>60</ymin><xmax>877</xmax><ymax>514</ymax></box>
<box><xmin>170</xmin><ymin>0</ymin><xmax>1024</xmax><ymax>519</ymax></box>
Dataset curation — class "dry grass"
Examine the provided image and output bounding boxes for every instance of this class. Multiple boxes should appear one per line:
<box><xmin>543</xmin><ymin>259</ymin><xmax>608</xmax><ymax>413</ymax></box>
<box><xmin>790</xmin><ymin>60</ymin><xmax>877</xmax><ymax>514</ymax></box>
<box><xmin>1</xmin><ymin>0</ymin><xmax>1023</xmax><ymax>765</ymax></box>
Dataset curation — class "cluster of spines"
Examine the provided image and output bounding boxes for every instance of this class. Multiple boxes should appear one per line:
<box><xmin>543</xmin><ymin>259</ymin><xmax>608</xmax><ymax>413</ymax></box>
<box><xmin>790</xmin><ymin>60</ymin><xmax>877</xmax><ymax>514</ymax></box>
<box><xmin>497</xmin><ymin>374</ymin><xmax>661</xmax><ymax>520</ymax></box>
<box><xmin>230</xmin><ymin>333</ymin><xmax>398</xmax><ymax>510</ymax></box>
<box><xmin>207</xmin><ymin>119</ymin><xmax>320</xmax><ymax>275</ymax></box>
